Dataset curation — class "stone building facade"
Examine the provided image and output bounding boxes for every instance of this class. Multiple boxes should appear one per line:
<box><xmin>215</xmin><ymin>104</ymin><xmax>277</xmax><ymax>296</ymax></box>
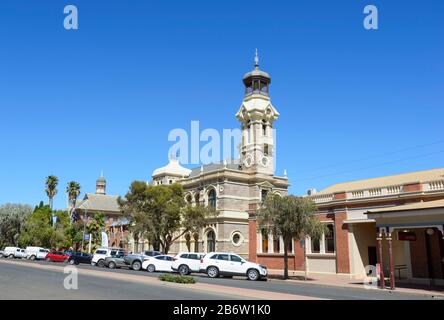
<box><xmin>151</xmin><ymin>53</ymin><xmax>289</xmax><ymax>256</ymax></box>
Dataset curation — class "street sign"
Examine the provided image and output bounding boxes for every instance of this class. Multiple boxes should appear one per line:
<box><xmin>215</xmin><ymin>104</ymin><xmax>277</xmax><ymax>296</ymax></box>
<box><xmin>84</xmin><ymin>234</ymin><xmax>90</xmax><ymax>241</ymax></box>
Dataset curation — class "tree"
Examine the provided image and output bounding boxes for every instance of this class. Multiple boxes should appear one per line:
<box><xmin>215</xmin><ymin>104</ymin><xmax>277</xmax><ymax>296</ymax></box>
<box><xmin>257</xmin><ymin>195</ymin><xmax>327</xmax><ymax>279</ymax></box>
<box><xmin>87</xmin><ymin>212</ymin><xmax>106</xmax><ymax>251</ymax></box>
<box><xmin>66</xmin><ymin>181</ymin><xmax>81</xmax><ymax>222</ymax></box>
<box><xmin>19</xmin><ymin>204</ymin><xmax>67</xmax><ymax>249</ymax></box>
<box><xmin>45</xmin><ymin>175</ymin><xmax>59</xmax><ymax>210</ymax></box>
<box><xmin>0</xmin><ymin>204</ymin><xmax>33</xmax><ymax>248</ymax></box>
<box><xmin>65</xmin><ymin>221</ymin><xmax>85</xmax><ymax>251</ymax></box>
<box><xmin>119</xmin><ymin>181</ymin><xmax>216</xmax><ymax>254</ymax></box>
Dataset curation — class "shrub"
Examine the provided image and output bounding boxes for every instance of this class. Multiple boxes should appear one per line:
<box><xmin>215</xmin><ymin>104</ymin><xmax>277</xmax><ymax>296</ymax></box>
<box><xmin>159</xmin><ymin>274</ymin><xmax>196</xmax><ymax>284</ymax></box>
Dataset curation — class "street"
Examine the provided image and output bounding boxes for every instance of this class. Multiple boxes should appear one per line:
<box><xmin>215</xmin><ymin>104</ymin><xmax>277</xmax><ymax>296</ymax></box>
<box><xmin>0</xmin><ymin>259</ymin><xmax>441</xmax><ymax>300</ymax></box>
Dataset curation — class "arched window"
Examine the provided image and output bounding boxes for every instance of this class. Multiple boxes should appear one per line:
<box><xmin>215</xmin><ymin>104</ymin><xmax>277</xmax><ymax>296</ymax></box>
<box><xmin>262</xmin><ymin>120</ymin><xmax>267</xmax><ymax>136</ymax></box>
<box><xmin>195</xmin><ymin>193</ymin><xmax>200</xmax><ymax>206</ymax></box>
<box><xmin>207</xmin><ymin>230</ymin><xmax>216</xmax><ymax>252</ymax></box>
<box><xmin>208</xmin><ymin>189</ymin><xmax>217</xmax><ymax>209</ymax></box>
<box><xmin>185</xmin><ymin>194</ymin><xmax>192</xmax><ymax>205</ymax></box>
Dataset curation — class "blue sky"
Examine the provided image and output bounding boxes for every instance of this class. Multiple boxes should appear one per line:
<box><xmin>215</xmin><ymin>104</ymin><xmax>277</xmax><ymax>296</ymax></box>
<box><xmin>0</xmin><ymin>1</ymin><xmax>443</xmax><ymax>210</ymax></box>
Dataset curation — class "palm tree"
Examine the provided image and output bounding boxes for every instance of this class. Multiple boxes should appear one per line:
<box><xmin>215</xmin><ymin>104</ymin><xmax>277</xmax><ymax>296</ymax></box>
<box><xmin>45</xmin><ymin>175</ymin><xmax>59</xmax><ymax>210</ymax></box>
<box><xmin>66</xmin><ymin>181</ymin><xmax>81</xmax><ymax>223</ymax></box>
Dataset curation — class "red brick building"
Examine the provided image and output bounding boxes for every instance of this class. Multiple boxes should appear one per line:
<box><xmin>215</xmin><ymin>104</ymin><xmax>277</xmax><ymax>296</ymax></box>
<box><xmin>248</xmin><ymin>168</ymin><xmax>444</xmax><ymax>287</ymax></box>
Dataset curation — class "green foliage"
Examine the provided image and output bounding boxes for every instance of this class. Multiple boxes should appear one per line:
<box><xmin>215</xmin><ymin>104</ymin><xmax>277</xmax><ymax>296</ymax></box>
<box><xmin>19</xmin><ymin>204</ymin><xmax>69</xmax><ymax>249</ymax></box>
<box><xmin>87</xmin><ymin>212</ymin><xmax>106</xmax><ymax>251</ymax></box>
<box><xmin>0</xmin><ymin>203</ymin><xmax>33</xmax><ymax>248</ymax></box>
<box><xmin>159</xmin><ymin>274</ymin><xmax>195</xmax><ymax>284</ymax></box>
<box><xmin>65</xmin><ymin>220</ymin><xmax>85</xmax><ymax>251</ymax></box>
<box><xmin>119</xmin><ymin>182</ymin><xmax>217</xmax><ymax>254</ymax></box>
<box><xmin>257</xmin><ymin>195</ymin><xmax>328</xmax><ymax>279</ymax></box>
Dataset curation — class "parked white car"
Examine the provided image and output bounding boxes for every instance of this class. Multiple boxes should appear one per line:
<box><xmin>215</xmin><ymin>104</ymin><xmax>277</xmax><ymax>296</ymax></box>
<box><xmin>199</xmin><ymin>252</ymin><xmax>268</xmax><ymax>281</ymax></box>
<box><xmin>142</xmin><ymin>255</ymin><xmax>175</xmax><ymax>273</ymax></box>
<box><xmin>3</xmin><ymin>247</ymin><xmax>26</xmax><ymax>259</ymax></box>
<box><xmin>25</xmin><ymin>247</ymin><xmax>50</xmax><ymax>260</ymax></box>
<box><xmin>171</xmin><ymin>252</ymin><xmax>206</xmax><ymax>275</ymax></box>
<box><xmin>91</xmin><ymin>247</ymin><xmax>125</xmax><ymax>267</ymax></box>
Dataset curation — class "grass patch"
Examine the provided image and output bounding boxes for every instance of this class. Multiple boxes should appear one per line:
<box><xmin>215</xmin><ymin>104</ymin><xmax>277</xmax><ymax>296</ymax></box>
<box><xmin>159</xmin><ymin>274</ymin><xmax>196</xmax><ymax>284</ymax></box>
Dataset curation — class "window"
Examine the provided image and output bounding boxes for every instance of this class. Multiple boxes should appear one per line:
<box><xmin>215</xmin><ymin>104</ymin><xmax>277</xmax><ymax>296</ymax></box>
<box><xmin>325</xmin><ymin>224</ymin><xmax>335</xmax><ymax>253</ymax></box>
<box><xmin>207</xmin><ymin>230</ymin><xmax>216</xmax><ymax>252</ymax></box>
<box><xmin>195</xmin><ymin>193</ymin><xmax>200</xmax><ymax>206</ymax></box>
<box><xmin>261</xmin><ymin>189</ymin><xmax>269</xmax><ymax>202</ymax></box>
<box><xmin>180</xmin><ymin>254</ymin><xmax>188</xmax><ymax>259</ymax></box>
<box><xmin>262</xmin><ymin>122</ymin><xmax>267</xmax><ymax>136</ymax></box>
<box><xmin>188</xmin><ymin>254</ymin><xmax>198</xmax><ymax>260</ymax></box>
<box><xmin>230</xmin><ymin>255</ymin><xmax>243</xmax><ymax>263</ymax></box>
<box><xmin>210</xmin><ymin>254</ymin><xmax>218</xmax><ymax>260</ymax></box>
<box><xmin>311</xmin><ymin>238</ymin><xmax>320</xmax><ymax>253</ymax></box>
<box><xmin>217</xmin><ymin>254</ymin><xmax>229</xmax><ymax>261</ymax></box>
<box><xmin>264</xmin><ymin>144</ymin><xmax>269</xmax><ymax>156</ymax></box>
<box><xmin>232</xmin><ymin>233</ymin><xmax>242</xmax><ymax>246</ymax></box>
<box><xmin>208</xmin><ymin>189</ymin><xmax>216</xmax><ymax>208</ymax></box>
<box><xmin>309</xmin><ymin>223</ymin><xmax>335</xmax><ymax>254</ymax></box>
<box><xmin>261</xmin><ymin>229</ymin><xmax>269</xmax><ymax>253</ymax></box>
<box><xmin>95</xmin><ymin>250</ymin><xmax>107</xmax><ymax>255</ymax></box>
<box><xmin>273</xmin><ymin>236</ymin><xmax>280</xmax><ymax>253</ymax></box>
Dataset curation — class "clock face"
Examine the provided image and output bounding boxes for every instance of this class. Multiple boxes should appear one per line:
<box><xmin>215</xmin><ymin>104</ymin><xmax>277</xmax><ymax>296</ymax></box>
<box><xmin>243</xmin><ymin>154</ymin><xmax>254</xmax><ymax>168</ymax></box>
<box><xmin>260</xmin><ymin>155</ymin><xmax>270</xmax><ymax>167</ymax></box>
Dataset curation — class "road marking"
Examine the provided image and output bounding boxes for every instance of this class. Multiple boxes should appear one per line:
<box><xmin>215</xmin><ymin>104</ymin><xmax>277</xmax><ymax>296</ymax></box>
<box><xmin>0</xmin><ymin>260</ymin><xmax>325</xmax><ymax>300</ymax></box>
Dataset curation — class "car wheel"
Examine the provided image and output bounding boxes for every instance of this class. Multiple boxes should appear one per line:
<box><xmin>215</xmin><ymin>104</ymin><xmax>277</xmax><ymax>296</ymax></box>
<box><xmin>30</xmin><ymin>255</ymin><xmax>36</xmax><ymax>261</ymax></box>
<box><xmin>69</xmin><ymin>259</ymin><xmax>76</xmax><ymax>265</ymax></box>
<box><xmin>45</xmin><ymin>258</ymin><xmax>51</xmax><ymax>262</ymax></box>
<box><xmin>97</xmin><ymin>260</ymin><xmax>105</xmax><ymax>268</ymax></box>
<box><xmin>247</xmin><ymin>269</ymin><xmax>260</xmax><ymax>281</ymax></box>
<box><xmin>108</xmin><ymin>261</ymin><xmax>116</xmax><ymax>269</ymax></box>
<box><xmin>132</xmin><ymin>261</ymin><xmax>142</xmax><ymax>271</ymax></box>
<box><xmin>207</xmin><ymin>266</ymin><xmax>219</xmax><ymax>278</ymax></box>
<box><xmin>179</xmin><ymin>265</ymin><xmax>190</xmax><ymax>275</ymax></box>
<box><xmin>147</xmin><ymin>264</ymin><xmax>156</xmax><ymax>273</ymax></box>
<box><xmin>8</xmin><ymin>254</ymin><xmax>14</xmax><ymax>259</ymax></box>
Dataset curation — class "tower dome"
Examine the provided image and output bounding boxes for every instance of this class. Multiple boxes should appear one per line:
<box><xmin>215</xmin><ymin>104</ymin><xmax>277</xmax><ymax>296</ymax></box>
<box><xmin>242</xmin><ymin>49</ymin><xmax>271</xmax><ymax>97</ymax></box>
<box><xmin>96</xmin><ymin>174</ymin><xmax>106</xmax><ymax>195</ymax></box>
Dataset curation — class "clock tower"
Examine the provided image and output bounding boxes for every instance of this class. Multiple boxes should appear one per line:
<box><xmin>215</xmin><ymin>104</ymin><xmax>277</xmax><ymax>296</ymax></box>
<box><xmin>236</xmin><ymin>50</ymin><xmax>279</xmax><ymax>176</ymax></box>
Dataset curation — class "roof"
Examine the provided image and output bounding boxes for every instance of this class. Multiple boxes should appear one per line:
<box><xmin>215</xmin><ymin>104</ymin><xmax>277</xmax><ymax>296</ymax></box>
<box><xmin>316</xmin><ymin>168</ymin><xmax>444</xmax><ymax>195</ymax></box>
<box><xmin>188</xmin><ymin>161</ymin><xmax>242</xmax><ymax>178</ymax></box>
<box><xmin>110</xmin><ymin>218</ymin><xmax>129</xmax><ymax>227</ymax></box>
<box><xmin>76</xmin><ymin>193</ymin><xmax>120</xmax><ymax>213</ymax></box>
<box><xmin>152</xmin><ymin>158</ymin><xmax>192</xmax><ymax>178</ymax></box>
<box><xmin>366</xmin><ymin>199</ymin><xmax>444</xmax><ymax>215</ymax></box>
<box><xmin>243</xmin><ymin>68</ymin><xmax>271</xmax><ymax>81</ymax></box>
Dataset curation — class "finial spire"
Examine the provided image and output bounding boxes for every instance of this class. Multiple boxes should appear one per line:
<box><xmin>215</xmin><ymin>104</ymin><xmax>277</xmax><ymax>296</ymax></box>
<box><xmin>254</xmin><ymin>48</ymin><xmax>259</xmax><ymax>69</ymax></box>
<box><xmin>100</xmin><ymin>169</ymin><xmax>104</xmax><ymax>177</ymax></box>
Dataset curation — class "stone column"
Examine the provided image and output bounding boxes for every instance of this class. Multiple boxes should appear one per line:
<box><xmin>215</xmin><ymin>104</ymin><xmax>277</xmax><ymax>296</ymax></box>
<box><xmin>376</xmin><ymin>230</ymin><xmax>385</xmax><ymax>289</ymax></box>
<box><xmin>387</xmin><ymin>231</ymin><xmax>396</xmax><ymax>290</ymax></box>
<box><xmin>248</xmin><ymin>203</ymin><xmax>258</xmax><ymax>262</ymax></box>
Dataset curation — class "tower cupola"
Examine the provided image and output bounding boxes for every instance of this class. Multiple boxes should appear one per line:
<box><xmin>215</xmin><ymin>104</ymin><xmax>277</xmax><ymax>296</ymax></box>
<box><xmin>96</xmin><ymin>174</ymin><xmax>106</xmax><ymax>195</ymax></box>
<box><xmin>242</xmin><ymin>49</ymin><xmax>271</xmax><ymax>97</ymax></box>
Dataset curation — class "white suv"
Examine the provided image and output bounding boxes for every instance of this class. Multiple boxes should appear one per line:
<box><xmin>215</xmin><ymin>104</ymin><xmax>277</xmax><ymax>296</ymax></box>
<box><xmin>171</xmin><ymin>252</ymin><xmax>206</xmax><ymax>275</ymax></box>
<box><xmin>200</xmin><ymin>252</ymin><xmax>267</xmax><ymax>281</ymax></box>
<box><xmin>92</xmin><ymin>247</ymin><xmax>125</xmax><ymax>267</ymax></box>
<box><xmin>25</xmin><ymin>247</ymin><xmax>50</xmax><ymax>260</ymax></box>
<box><xmin>3</xmin><ymin>247</ymin><xmax>26</xmax><ymax>259</ymax></box>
